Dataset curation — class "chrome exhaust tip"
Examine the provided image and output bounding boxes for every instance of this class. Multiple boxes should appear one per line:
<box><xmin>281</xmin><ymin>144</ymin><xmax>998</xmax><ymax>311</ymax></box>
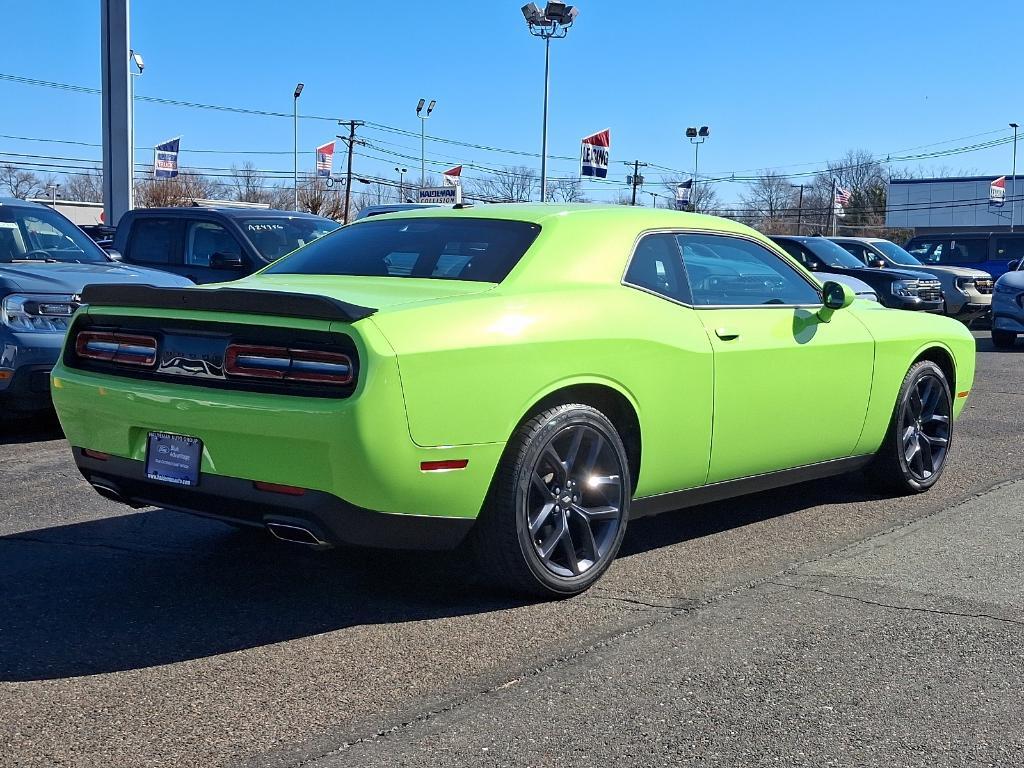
<box><xmin>265</xmin><ymin>521</ymin><xmax>332</xmax><ymax>549</ymax></box>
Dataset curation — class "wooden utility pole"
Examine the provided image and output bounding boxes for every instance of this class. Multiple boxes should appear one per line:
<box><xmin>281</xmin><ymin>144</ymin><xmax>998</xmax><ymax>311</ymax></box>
<box><xmin>628</xmin><ymin>160</ymin><xmax>647</xmax><ymax>206</ymax></box>
<box><xmin>338</xmin><ymin>120</ymin><xmax>365</xmax><ymax>223</ymax></box>
<box><xmin>796</xmin><ymin>184</ymin><xmax>804</xmax><ymax>235</ymax></box>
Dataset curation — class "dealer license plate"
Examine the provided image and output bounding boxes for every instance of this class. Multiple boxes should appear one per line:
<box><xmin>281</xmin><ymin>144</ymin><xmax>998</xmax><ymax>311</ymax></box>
<box><xmin>145</xmin><ymin>432</ymin><xmax>202</xmax><ymax>487</ymax></box>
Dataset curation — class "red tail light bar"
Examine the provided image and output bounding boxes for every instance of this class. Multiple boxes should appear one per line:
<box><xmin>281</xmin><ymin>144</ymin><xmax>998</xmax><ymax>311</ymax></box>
<box><xmin>224</xmin><ymin>344</ymin><xmax>353</xmax><ymax>385</ymax></box>
<box><xmin>75</xmin><ymin>331</ymin><xmax>158</xmax><ymax>367</ymax></box>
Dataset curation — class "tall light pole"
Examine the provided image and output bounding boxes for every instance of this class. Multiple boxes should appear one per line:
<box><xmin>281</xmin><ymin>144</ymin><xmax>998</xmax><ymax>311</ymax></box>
<box><xmin>395</xmin><ymin>166</ymin><xmax>407</xmax><ymax>202</ymax></box>
<box><xmin>293</xmin><ymin>83</ymin><xmax>304</xmax><ymax>210</ymax></box>
<box><xmin>522</xmin><ymin>2</ymin><xmax>579</xmax><ymax>202</ymax></box>
<box><xmin>416</xmin><ymin>98</ymin><xmax>436</xmax><ymax>187</ymax></box>
<box><xmin>129</xmin><ymin>50</ymin><xmax>143</xmax><ymax>203</ymax></box>
<box><xmin>685</xmin><ymin>126</ymin><xmax>710</xmax><ymax>212</ymax></box>
<box><xmin>1011</xmin><ymin>122</ymin><xmax>1019</xmax><ymax>233</ymax></box>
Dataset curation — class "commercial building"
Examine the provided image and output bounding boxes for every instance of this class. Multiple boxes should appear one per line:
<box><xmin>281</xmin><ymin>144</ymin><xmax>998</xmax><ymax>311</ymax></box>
<box><xmin>886</xmin><ymin>176</ymin><xmax>1020</xmax><ymax>233</ymax></box>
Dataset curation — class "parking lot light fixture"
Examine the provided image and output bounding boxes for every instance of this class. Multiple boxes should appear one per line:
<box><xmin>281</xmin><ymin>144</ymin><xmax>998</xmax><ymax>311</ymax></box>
<box><xmin>128</xmin><ymin>50</ymin><xmax>144</xmax><ymax>191</ymax></box>
<box><xmin>293</xmin><ymin>83</ymin><xmax>304</xmax><ymax>211</ymax></box>
<box><xmin>686</xmin><ymin>125</ymin><xmax>710</xmax><ymax>212</ymax></box>
<box><xmin>417</xmin><ymin>98</ymin><xmax>436</xmax><ymax>187</ymax></box>
<box><xmin>522</xmin><ymin>2</ymin><xmax>579</xmax><ymax>202</ymax></box>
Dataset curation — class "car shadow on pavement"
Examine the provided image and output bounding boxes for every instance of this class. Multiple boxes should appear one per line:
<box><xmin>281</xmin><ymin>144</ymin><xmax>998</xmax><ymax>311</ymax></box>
<box><xmin>0</xmin><ymin>410</ymin><xmax>63</xmax><ymax>445</ymax></box>
<box><xmin>0</xmin><ymin>473</ymin><xmax>880</xmax><ymax>683</ymax></box>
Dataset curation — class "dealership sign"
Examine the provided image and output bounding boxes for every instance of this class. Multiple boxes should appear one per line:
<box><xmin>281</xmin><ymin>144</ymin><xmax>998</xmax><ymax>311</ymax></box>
<box><xmin>580</xmin><ymin>128</ymin><xmax>611</xmax><ymax>179</ymax></box>
<box><xmin>990</xmin><ymin>176</ymin><xmax>1006</xmax><ymax>207</ymax></box>
<box><xmin>418</xmin><ymin>186</ymin><xmax>461</xmax><ymax>204</ymax></box>
<box><xmin>153</xmin><ymin>137</ymin><xmax>180</xmax><ymax>179</ymax></box>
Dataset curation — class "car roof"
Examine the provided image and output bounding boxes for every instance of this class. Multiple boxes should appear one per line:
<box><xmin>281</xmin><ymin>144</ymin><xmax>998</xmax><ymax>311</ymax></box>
<box><xmin>358</xmin><ymin>202</ymin><xmax>757</xmax><ymax>234</ymax></box>
<box><xmin>132</xmin><ymin>206</ymin><xmax>333</xmax><ymax>219</ymax></box>
<box><xmin>0</xmin><ymin>197</ymin><xmax>48</xmax><ymax>210</ymax></box>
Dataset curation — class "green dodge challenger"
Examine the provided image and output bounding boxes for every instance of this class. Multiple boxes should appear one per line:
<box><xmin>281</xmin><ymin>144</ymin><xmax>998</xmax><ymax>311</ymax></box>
<box><xmin>52</xmin><ymin>205</ymin><xmax>975</xmax><ymax>597</ymax></box>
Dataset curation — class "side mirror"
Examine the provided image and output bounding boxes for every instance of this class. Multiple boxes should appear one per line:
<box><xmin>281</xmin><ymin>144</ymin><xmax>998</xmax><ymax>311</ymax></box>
<box><xmin>821</xmin><ymin>280</ymin><xmax>855</xmax><ymax>312</ymax></box>
<box><xmin>105</xmin><ymin>248</ymin><xmax>122</xmax><ymax>261</ymax></box>
<box><xmin>1009</xmin><ymin>259</ymin><xmax>1020</xmax><ymax>272</ymax></box>
<box><xmin>209</xmin><ymin>251</ymin><xmax>246</xmax><ymax>270</ymax></box>
<box><xmin>870</xmin><ymin>258</ymin><xmax>886</xmax><ymax>269</ymax></box>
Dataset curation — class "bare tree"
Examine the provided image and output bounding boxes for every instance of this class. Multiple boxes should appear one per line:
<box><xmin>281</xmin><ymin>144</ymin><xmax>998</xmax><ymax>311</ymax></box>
<box><xmin>63</xmin><ymin>168</ymin><xmax>104</xmax><ymax>202</ymax></box>
<box><xmin>660</xmin><ymin>176</ymin><xmax>722</xmax><ymax>213</ymax></box>
<box><xmin>297</xmin><ymin>174</ymin><xmax>344</xmax><ymax>219</ymax></box>
<box><xmin>470</xmin><ymin>166</ymin><xmax>537</xmax><ymax>202</ymax></box>
<box><xmin>741</xmin><ymin>171</ymin><xmax>799</xmax><ymax>230</ymax></box>
<box><xmin>227</xmin><ymin>161</ymin><xmax>272</xmax><ymax>204</ymax></box>
<box><xmin>134</xmin><ymin>171</ymin><xmax>220</xmax><ymax>207</ymax></box>
<box><xmin>0</xmin><ymin>164</ymin><xmax>47</xmax><ymax>199</ymax></box>
<box><xmin>545</xmin><ymin>176</ymin><xmax>587</xmax><ymax>203</ymax></box>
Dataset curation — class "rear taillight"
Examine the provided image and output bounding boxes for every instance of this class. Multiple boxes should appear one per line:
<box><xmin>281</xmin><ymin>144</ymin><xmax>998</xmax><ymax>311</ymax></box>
<box><xmin>224</xmin><ymin>344</ymin><xmax>353</xmax><ymax>385</ymax></box>
<box><xmin>75</xmin><ymin>331</ymin><xmax>158</xmax><ymax>367</ymax></box>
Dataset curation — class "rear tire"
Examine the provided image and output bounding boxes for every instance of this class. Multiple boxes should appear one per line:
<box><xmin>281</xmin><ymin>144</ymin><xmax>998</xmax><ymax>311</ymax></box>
<box><xmin>866</xmin><ymin>360</ymin><xmax>953</xmax><ymax>494</ymax></box>
<box><xmin>992</xmin><ymin>330</ymin><xmax>1017</xmax><ymax>349</ymax></box>
<box><xmin>471</xmin><ymin>404</ymin><xmax>631</xmax><ymax>598</ymax></box>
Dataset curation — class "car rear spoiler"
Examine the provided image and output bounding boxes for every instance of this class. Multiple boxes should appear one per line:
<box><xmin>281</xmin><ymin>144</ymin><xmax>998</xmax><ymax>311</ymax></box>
<box><xmin>79</xmin><ymin>284</ymin><xmax>377</xmax><ymax>323</ymax></box>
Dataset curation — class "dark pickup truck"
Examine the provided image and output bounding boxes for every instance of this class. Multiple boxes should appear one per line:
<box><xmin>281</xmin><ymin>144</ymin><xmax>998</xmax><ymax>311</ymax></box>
<box><xmin>110</xmin><ymin>207</ymin><xmax>340</xmax><ymax>284</ymax></box>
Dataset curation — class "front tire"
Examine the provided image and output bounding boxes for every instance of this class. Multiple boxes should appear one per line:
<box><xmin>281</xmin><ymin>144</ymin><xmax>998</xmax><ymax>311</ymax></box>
<box><xmin>867</xmin><ymin>360</ymin><xmax>953</xmax><ymax>494</ymax></box>
<box><xmin>992</xmin><ymin>330</ymin><xmax>1017</xmax><ymax>349</ymax></box>
<box><xmin>472</xmin><ymin>404</ymin><xmax>631</xmax><ymax>598</ymax></box>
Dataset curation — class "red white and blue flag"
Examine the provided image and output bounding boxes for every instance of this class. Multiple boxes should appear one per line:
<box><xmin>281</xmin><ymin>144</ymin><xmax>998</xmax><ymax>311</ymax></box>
<box><xmin>316</xmin><ymin>141</ymin><xmax>335</xmax><ymax>178</ymax></box>
<box><xmin>442</xmin><ymin>165</ymin><xmax>462</xmax><ymax>187</ymax></box>
<box><xmin>834</xmin><ymin>186</ymin><xmax>851</xmax><ymax>217</ymax></box>
<box><xmin>153</xmin><ymin>137</ymin><xmax>180</xmax><ymax>179</ymax></box>
<box><xmin>580</xmin><ymin>128</ymin><xmax>611</xmax><ymax>179</ymax></box>
<box><xmin>990</xmin><ymin>176</ymin><xmax>1006</xmax><ymax>207</ymax></box>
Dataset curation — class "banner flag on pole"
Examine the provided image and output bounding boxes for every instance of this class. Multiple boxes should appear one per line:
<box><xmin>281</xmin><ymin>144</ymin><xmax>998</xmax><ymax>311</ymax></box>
<box><xmin>442</xmin><ymin>165</ymin><xmax>463</xmax><ymax>187</ymax></box>
<box><xmin>316</xmin><ymin>141</ymin><xmax>335</xmax><ymax>178</ymax></box>
<box><xmin>675</xmin><ymin>180</ymin><xmax>692</xmax><ymax>210</ymax></box>
<box><xmin>153</xmin><ymin>137</ymin><xmax>181</xmax><ymax>179</ymax></box>
<box><xmin>580</xmin><ymin>129</ymin><xmax>611</xmax><ymax>178</ymax></box>
<box><xmin>834</xmin><ymin>186</ymin><xmax>851</xmax><ymax>218</ymax></box>
<box><xmin>990</xmin><ymin>176</ymin><xmax>1006</xmax><ymax>207</ymax></box>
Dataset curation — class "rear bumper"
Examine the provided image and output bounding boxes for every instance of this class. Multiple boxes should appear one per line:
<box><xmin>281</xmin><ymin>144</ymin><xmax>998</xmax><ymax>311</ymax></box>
<box><xmin>73</xmin><ymin>449</ymin><xmax>475</xmax><ymax>550</ymax></box>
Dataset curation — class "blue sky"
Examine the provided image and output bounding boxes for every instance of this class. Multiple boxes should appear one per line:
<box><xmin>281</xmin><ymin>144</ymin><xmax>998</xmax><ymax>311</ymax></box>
<box><xmin>0</xmin><ymin>0</ymin><xmax>1020</xmax><ymax>205</ymax></box>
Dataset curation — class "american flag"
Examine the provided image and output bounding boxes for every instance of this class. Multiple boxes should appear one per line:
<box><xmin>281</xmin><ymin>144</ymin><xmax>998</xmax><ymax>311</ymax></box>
<box><xmin>835</xmin><ymin>187</ymin><xmax>852</xmax><ymax>206</ymax></box>
<box><xmin>316</xmin><ymin>141</ymin><xmax>335</xmax><ymax>178</ymax></box>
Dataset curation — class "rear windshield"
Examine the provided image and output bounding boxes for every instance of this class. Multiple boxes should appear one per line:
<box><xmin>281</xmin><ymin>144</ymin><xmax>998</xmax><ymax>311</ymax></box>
<box><xmin>264</xmin><ymin>217</ymin><xmax>541</xmax><ymax>282</ymax></box>
<box><xmin>239</xmin><ymin>216</ymin><xmax>340</xmax><ymax>261</ymax></box>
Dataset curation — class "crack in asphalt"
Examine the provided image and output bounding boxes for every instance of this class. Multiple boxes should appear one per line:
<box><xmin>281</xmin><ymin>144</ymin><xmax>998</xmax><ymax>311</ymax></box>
<box><xmin>0</xmin><ymin>533</ymin><xmax>193</xmax><ymax>558</ymax></box>
<box><xmin>767</xmin><ymin>580</ymin><xmax>1024</xmax><ymax>629</ymax></box>
<box><xmin>275</xmin><ymin>474</ymin><xmax>1024</xmax><ymax>767</ymax></box>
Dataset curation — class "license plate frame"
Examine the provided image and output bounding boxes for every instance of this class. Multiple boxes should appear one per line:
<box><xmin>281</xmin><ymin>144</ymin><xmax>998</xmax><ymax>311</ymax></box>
<box><xmin>145</xmin><ymin>431</ymin><xmax>202</xmax><ymax>487</ymax></box>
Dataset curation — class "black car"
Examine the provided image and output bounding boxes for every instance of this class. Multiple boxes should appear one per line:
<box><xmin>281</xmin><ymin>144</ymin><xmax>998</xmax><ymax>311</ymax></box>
<box><xmin>770</xmin><ymin>235</ymin><xmax>943</xmax><ymax>312</ymax></box>
<box><xmin>110</xmin><ymin>207</ymin><xmax>340</xmax><ymax>284</ymax></box>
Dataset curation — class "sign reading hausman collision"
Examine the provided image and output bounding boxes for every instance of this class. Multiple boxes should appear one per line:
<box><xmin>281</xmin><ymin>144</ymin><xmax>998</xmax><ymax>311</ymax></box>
<box><xmin>418</xmin><ymin>186</ymin><xmax>462</xmax><ymax>204</ymax></box>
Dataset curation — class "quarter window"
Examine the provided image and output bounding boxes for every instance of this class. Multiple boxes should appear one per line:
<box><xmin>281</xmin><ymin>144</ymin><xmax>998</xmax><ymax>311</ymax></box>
<box><xmin>624</xmin><ymin>233</ymin><xmax>692</xmax><ymax>304</ymax></box>
<box><xmin>994</xmin><ymin>236</ymin><xmax>1024</xmax><ymax>262</ymax></box>
<box><xmin>678</xmin><ymin>233</ymin><xmax>821</xmax><ymax>306</ymax></box>
<box><xmin>128</xmin><ymin>219</ymin><xmax>180</xmax><ymax>265</ymax></box>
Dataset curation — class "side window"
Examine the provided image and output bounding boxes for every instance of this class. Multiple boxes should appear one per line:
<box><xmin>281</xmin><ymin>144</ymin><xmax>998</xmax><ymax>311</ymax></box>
<box><xmin>186</xmin><ymin>221</ymin><xmax>244</xmax><ymax>267</ymax></box>
<box><xmin>127</xmin><ymin>218</ymin><xmax>181</xmax><ymax>265</ymax></box>
<box><xmin>906</xmin><ymin>239</ymin><xmax>941</xmax><ymax>260</ymax></box>
<box><xmin>945</xmin><ymin>238</ymin><xmax>986</xmax><ymax>264</ymax></box>
<box><xmin>678</xmin><ymin>233</ymin><xmax>821</xmax><ymax>306</ymax></box>
<box><xmin>837</xmin><ymin>242</ymin><xmax>870</xmax><ymax>264</ymax></box>
<box><xmin>994</xmin><ymin>236</ymin><xmax>1024</xmax><ymax>262</ymax></box>
<box><xmin>624</xmin><ymin>233</ymin><xmax>692</xmax><ymax>304</ymax></box>
<box><xmin>776</xmin><ymin>240</ymin><xmax>819</xmax><ymax>270</ymax></box>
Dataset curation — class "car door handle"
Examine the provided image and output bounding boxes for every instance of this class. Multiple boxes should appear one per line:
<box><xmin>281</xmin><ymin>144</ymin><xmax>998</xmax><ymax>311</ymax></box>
<box><xmin>715</xmin><ymin>327</ymin><xmax>740</xmax><ymax>341</ymax></box>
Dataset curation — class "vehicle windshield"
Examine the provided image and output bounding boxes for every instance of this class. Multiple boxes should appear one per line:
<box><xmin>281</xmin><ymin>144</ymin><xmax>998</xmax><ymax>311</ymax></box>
<box><xmin>0</xmin><ymin>205</ymin><xmax>108</xmax><ymax>264</ymax></box>
<box><xmin>802</xmin><ymin>238</ymin><xmax>865</xmax><ymax>269</ymax></box>
<box><xmin>239</xmin><ymin>216</ymin><xmax>341</xmax><ymax>261</ymax></box>
<box><xmin>264</xmin><ymin>217</ymin><xmax>541</xmax><ymax>282</ymax></box>
<box><xmin>871</xmin><ymin>240</ymin><xmax>923</xmax><ymax>266</ymax></box>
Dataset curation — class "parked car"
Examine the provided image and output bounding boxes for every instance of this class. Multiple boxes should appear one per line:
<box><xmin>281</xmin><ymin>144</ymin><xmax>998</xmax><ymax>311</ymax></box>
<box><xmin>111</xmin><ymin>207</ymin><xmax>340</xmax><ymax>284</ymax></box>
<box><xmin>53</xmin><ymin>205</ymin><xmax>975</xmax><ymax>597</ymax></box>
<box><xmin>831</xmin><ymin>236</ymin><xmax>992</xmax><ymax>322</ymax></box>
<box><xmin>991</xmin><ymin>258</ymin><xmax>1024</xmax><ymax>348</ymax></box>
<box><xmin>78</xmin><ymin>224</ymin><xmax>116</xmax><ymax>250</ymax></box>
<box><xmin>770</xmin><ymin>235</ymin><xmax>943</xmax><ymax>312</ymax></box>
<box><xmin>0</xmin><ymin>198</ymin><xmax>192</xmax><ymax>416</ymax></box>
<box><xmin>813</xmin><ymin>272</ymin><xmax>877</xmax><ymax>302</ymax></box>
<box><xmin>904</xmin><ymin>232</ymin><xmax>1024</xmax><ymax>279</ymax></box>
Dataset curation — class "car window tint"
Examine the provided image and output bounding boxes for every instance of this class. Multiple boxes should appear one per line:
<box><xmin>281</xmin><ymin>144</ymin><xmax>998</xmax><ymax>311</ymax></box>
<box><xmin>776</xmin><ymin>240</ymin><xmax>818</xmax><ymax>270</ymax></box>
<box><xmin>678</xmin><ymin>233</ymin><xmax>821</xmax><ymax>306</ymax></box>
<box><xmin>129</xmin><ymin>219</ymin><xmax>180</xmax><ymax>265</ymax></box>
<box><xmin>264</xmin><ymin>218</ymin><xmax>540</xmax><ymax>283</ymax></box>
<box><xmin>624</xmin><ymin>233</ymin><xmax>692</xmax><ymax>304</ymax></box>
<box><xmin>945</xmin><ymin>239</ymin><xmax>987</xmax><ymax>264</ymax></box>
<box><xmin>837</xmin><ymin>242</ymin><xmax>870</xmax><ymax>263</ymax></box>
<box><xmin>994</xmin><ymin>237</ymin><xmax>1024</xmax><ymax>262</ymax></box>
<box><xmin>186</xmin><ymin>221</ymin><xmax>243</xmax><ymax>267</ymax></box>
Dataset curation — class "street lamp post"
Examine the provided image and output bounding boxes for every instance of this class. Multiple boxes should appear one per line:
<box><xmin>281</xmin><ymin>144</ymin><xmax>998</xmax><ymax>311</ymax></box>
<box><xmin>522</xmin><ymin>2</ymin><xmax>579</xmax><ymax>203</ymax></box>
<box><xmin>416</xmin><ymin>98</ymin><xmax>436</xmax><ymax>187</ymax></box>
<box><xmin>395</xmin><ymin>166</ymin><xmax>407</xmax><ymax>202</ymax></box>
<box><xmin>129</xmin><ymin>50</ymin><xmax>143</xmax><ymax>200</ymax></box>
<box><xmin>1011</xmin><ymin>122</ymin><xmax>1019</xmax><ymax>233</ymax></box>
<box><xmin>685</xmin><ymin>126</ymin><xmax>710</xmax><ymax>212</ymax></box>
<box><xmin>293</xmin><ymin>83</ymin><xmax>304</xmax><ymax>210</ymax></box>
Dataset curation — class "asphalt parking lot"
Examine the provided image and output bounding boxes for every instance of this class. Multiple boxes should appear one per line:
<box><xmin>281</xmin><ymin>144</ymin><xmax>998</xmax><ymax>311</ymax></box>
<box><xmin>1</xmin><ymin>332</ymin><xmax>1021</xmax><ymax>768</ymax></box>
